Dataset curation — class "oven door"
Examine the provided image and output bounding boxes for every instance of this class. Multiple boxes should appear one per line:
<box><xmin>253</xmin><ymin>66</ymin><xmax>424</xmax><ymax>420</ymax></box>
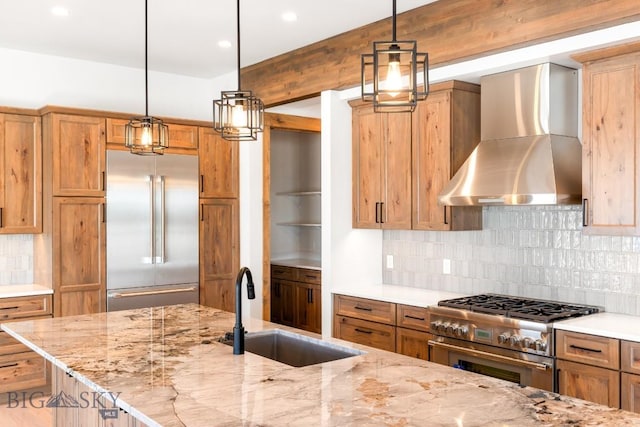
<box><xmin>429</xmin><ymin>337</ymin><xmax>553</xmax><ymax>391</ymax></box>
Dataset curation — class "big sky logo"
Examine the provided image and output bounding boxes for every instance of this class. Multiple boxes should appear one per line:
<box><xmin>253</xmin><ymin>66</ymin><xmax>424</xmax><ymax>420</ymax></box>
<box><xmin>6</xmin><ymin>390</ymin><xmax>122</xmax><ymax>420</ymax></box>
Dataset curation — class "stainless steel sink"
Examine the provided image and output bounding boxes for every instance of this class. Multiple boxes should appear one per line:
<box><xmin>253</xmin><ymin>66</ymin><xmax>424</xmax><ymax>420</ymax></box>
<box><xmin>222</xmin><ymin>329</ymin><xmax>364</xmax><ymax>367</ymax></box>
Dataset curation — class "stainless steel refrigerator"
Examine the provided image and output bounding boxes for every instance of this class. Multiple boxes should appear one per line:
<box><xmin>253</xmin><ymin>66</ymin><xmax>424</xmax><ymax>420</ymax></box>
<box><xmin>106</xmin><ymin>150</ymin><xmax>199</xmax><ymax>311</ymax></box>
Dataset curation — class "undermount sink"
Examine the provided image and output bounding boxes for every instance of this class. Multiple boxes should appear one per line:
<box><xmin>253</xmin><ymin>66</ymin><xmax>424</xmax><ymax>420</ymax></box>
<box><xmin>221</xmin><ymin>329</ymin><xmax>364</xmax><ymax>367</ymax></box>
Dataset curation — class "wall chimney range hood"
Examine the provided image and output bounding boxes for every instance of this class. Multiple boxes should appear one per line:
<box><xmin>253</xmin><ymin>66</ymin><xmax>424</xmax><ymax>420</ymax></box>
<box><xmin>438</xmin><ymin>63</ymin><xmax>582</xmax><ymax>206</ymax></box>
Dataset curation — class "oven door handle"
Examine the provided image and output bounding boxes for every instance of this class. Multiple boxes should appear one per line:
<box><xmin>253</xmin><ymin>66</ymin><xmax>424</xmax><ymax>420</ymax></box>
<box><xmin>428</xmin><ymin>340</ymin><xmax>551</xmax><ymax>371</ymax></box>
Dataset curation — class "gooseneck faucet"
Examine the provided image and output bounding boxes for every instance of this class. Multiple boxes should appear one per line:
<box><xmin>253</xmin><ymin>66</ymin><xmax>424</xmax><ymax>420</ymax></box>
<box><xmin>234</xmin><ymin>267</ymin><xmax>256</xmax><ymax>354</ymax></box>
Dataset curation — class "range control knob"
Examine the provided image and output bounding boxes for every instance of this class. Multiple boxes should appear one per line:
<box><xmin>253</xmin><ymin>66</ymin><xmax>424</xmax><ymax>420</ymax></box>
<box><xmin>439</xmin><ymin>322</ymin><xmax>451</xmax><ymax>334</ymax></box>
<box><xmin>534</xmin><ymin>339</ymin><xmax>546</xmax><ymax>352</ymax></box>
<box><xmin>522</xmin><ymin>337</ymin><xmax>533</xmax><ymax>348</ymax></box>
<box><xmin>430</xmin><ymin>321</ymin><xmax>440</xmax><ymax>331</ymax></box>
<box><xmin>455</xmin><ymin>325</ymin><xmax>469</xmax><ymax>338</ymax></box>
<box><xmin>509</xmin><ymin>335</ymin><xmax>521</xmax><ymax>346</ymax></box>
<box><xmin>498</xmin><ymin>333</ymin><xmax>510</xmax><ymax>344</ymax></box>
<box><xmin>446</xmin><ymin>323</ymin><xmax>459</xmax><ymax>335</ymax></box>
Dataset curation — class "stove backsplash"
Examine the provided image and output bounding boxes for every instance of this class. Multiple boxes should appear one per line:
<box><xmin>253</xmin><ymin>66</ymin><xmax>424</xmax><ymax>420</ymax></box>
<box><xmin>0</xmin><ymin>235</ymin><xmax>34</xmax><ymax>284</ymax></box>
<box><xmin>383</xmin><ymin>205</ymin><xmax>640</xmax><ymax>316</ymax></box>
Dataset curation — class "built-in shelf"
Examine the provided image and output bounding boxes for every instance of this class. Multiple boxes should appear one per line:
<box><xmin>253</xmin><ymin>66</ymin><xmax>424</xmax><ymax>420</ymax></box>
<box><xmin>276</xmin><ymin>191</ymin><xmax>321</xmax><ymax>196</ymax></box>
<box><xmin>276</xmin><ymin>222</ymin><xmax>321</xmax><ymax>228</ymax></box>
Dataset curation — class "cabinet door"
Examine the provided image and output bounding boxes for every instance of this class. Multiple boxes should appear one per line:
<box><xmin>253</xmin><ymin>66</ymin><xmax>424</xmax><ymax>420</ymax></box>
<box><xmin>294</xmin><ymin>282</ymin><xmax>321</xmax><ymax>333</ymax></box>
<box><xmin>50</xmin><ymin>114</ymin><xmax>106</xmax><ymax>197</ymax></box>
<box><xmin>270</xmin><ymin>278</ymin><xmax>295</xmax><ymax>326</ymax></box>
<box><xmin>352</xmin><ymin>105</ymin><xmax>383</xmax><ymax>228</ymax></box>
<box><xmin>199</xmin><ymin>199</ymin><xmax>239</xmax><ymax>312</ymax></box>
<box><xmin>107</xmin><ymin>118</ymin><xmax>198</xmax><ymax>152</ymax></box>
<box><xmin>556</xmin><ymin>359</ymin><xmax>620</xmax><ymax>408</ymax></box>
<box><xmin>333</xmin><ymin>315</ymin><xmax>395</xmax><ymax>352</ymax></box>
<box><xmin>382</xmin><ymin>111</ymin><xmax>412</xmax><ymax>229</ymax></box>
<box><xmin>396</xmin><ymin>328</ymin><xmax>432</xmax><ymax>361</ymax></box>
<box><xmin>0</xmin><ymin>114</ymin><xmax>42</xmax><ymax>234</ymax></box>
<box><xmin>53</xmin><ymin>197</ymin><xmax>106</xmax><ymax>317</ymax></box>
<box><xmin>198</xmin><ymin>127</ymin><xmax>239</xmax><ymax>198</ymax></box>
<box><xmin>582</xmin><ymin>53</ymin><xmax>640</xmax><ymax>235</ymax></box>
<box><xmin>622</xmin><ymin>373</ymin><xmax>640</xmax><ymax>413</ymax></box>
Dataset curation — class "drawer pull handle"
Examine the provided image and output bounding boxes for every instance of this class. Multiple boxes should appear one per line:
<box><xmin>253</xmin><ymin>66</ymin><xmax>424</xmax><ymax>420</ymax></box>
<box><xmin>0</xmin><ymin>363</ymin><xmax>19</xmax><ymax>369</ymax></box>
<box><xmin>0</xmin><ymin>306</ymin><xmax>19</xmax><ymax>311</ymax></box>
<box><xmin>354</xmin><ymin>306</ymin><xmax>372</xmax><ymax>312</ymax></box>
<box><xmin>304</xmin><ymin>275</ymin><xmax>316</xmax><ymax>279</ymax></box>
<box><xmin>569</xmin><ymin>344</ymin><xmax>602</xmax><ymax>353</ymax></box>
<box><xmin>354</xmin><ymin>328</ymin><xmax>373</xmax><ymax>335</ymax></box>
<box><xmin>404</xmin><ymin>314</ymin><xmax>425</xmax><ymax>321</ymax></box>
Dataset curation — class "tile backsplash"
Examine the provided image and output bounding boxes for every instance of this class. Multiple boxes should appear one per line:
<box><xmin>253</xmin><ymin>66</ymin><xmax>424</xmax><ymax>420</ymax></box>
<box><xmin>0</xmin><ymin>235</ymin><xmax>34</xmax><ymax>284</ymax></box>
<box><xmin>383</xmin><ymin>206</ymin><xmax>640</xmax><ymax>316</ymax></box>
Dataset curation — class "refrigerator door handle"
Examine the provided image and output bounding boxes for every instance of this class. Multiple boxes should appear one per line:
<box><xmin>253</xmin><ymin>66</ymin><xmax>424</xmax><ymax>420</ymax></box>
<box><xmin>158</xmin><ymin>175</ymin><xmax>166</xmax><ymax>264</ymax></box>
<box><xmin>148</xmin><ymin>175</ymin><xmax>156</xmax><ymax>264</ymax></box>
<box><xmin>108</xmin><ymin>286</ymin><xmax>197</xmax><ymax>299</ymax></box>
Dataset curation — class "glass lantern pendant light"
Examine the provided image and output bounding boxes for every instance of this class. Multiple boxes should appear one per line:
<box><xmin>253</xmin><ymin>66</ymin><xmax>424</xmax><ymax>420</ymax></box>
<box><xmin>361</xmin><ymin>0</ymin><xmax>429</xmax><ymax>113</ymax></box>
<box><xmin>213</xmin><ymin>0</ymin><xmax>264</xmax><ymax>141</ymax></box>
<box><xmin>125</xmin><ymin>0</ymin><xmax>169</xmax><ymax>155</ymax></box>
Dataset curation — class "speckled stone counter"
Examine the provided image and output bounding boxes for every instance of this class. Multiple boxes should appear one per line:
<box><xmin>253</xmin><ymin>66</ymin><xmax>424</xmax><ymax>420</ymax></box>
<box><xmin>3</xmin><ymin>304</ymin><xmax>640</xmax><ymax>426</ymax></box>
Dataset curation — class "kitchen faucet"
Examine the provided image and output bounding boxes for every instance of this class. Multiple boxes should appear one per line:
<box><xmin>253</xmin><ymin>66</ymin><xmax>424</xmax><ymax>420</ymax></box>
<box><xmin>233</xmin><ymin>267</ymin><xmax>256</xmax><ymax>354</ymax></box>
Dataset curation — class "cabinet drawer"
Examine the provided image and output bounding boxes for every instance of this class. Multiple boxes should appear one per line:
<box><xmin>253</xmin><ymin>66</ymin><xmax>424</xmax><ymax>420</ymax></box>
<box><xmin>556</xmin><ymin>330</ymin><xmax>619</xmax><ymax>369</ymax></box>
<box><xmin>333</xmin><ymin>294</ymin><xmax>396</xmax><ymax>325</ymax></box>
<box><xmin>271</xmin><ymin>265</ymin><xmax>296</xmax><ymax>281</ymax></box>
<box><xmin>334</xmin><ymin>315</ymin><xmax>395</xmax><ymax>352</ymax></box>
<box><xmin>396</xmin><ymin>305</ymin><xmax>430</xmax><ymax>331</ymax></box>
<box><xmin>622</xmin><ymin>341</ymin><xmax>640</xmax><ymax>375</ymax></box>
<box><xmin>0</xmin><ymin>295</ymin><xmax>52</xmax><ymax>320</ymax></box>
<box><xmin>296</xmin><ymin>268</ymin><xmax>321</xmax><ymax>285</ymax></box>
<box><xmin>0</xmin><ymin>331</ymin><xmax>30</xmax><ymax>356</ymax></box>
<box><xmin>0</xmin><ymin>352</ymin><xmax>48</xmax><ymax>393</ymax></box>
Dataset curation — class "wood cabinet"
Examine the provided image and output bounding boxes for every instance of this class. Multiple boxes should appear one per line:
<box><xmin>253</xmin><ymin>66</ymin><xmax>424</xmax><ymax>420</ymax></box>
<box><xmin>270</xmin><ymin>265</ymin><xmax>321</xmax><ymax>333</ymax></box>
<box><xmin>198</xmin><ymin>127</ymin><xmax>239</xmax><ymax>198</ymax></box>
<box><xmin>622</xmin><ymin>340</ymin><xmax>640</xmax><ymax>413</ymax></box>
<box><xmin>396</xmin><ymin>304</ymin><xmax>431</xmax><ymax>360</ymax></box>
<box><xmin>0</xmin><ymin>113</ymin><xmax>42</xmax><ymax>234</ymax></box>
<box><xmin>412</xmin><ymin>81</ymin><xmax>482</xmax><ymax>230</ymax></box>
<box><xmin>199</xmin><ymin>199</ymin><xmax>239</xmax><ymax>312</ymax></box>
<box><xmin>52</xmin><ymin>197</ymin><xmax>106</xmax><ymax>317</ymax></box>
<box><xmin>351</xmin><ymin>103</ymin><xmax>412</xmax><ymax>229</ymax></box>
<box><xmin>0</xmin><ymin>294</ymin><xmax>52</xmax><ymax>395</ymax></box>
<box><xmin>577</xmin><ymin>46</ymin><xmax>640</xmax><ymax>235</ymax></box>
<box><xmin>106</xmin><ymin>118</ymin><xmax>198</xmax><ymax>153</ymax></box>
<box><xmin>333</xmin><ymin>294</ymin><xmax>397</xmax><ymax>352</ymax></box>
<box><xmin>555</xmin><ymin>330</ymin><xmax>620</xmax><ymax>408</ymax></box>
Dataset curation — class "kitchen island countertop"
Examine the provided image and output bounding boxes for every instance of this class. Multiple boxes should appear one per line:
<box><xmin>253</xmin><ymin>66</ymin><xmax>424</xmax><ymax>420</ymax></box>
<box><xmin>3</xmin><ymin>304</ymin><xmax>640</xmax><ymax>426</ymax></box>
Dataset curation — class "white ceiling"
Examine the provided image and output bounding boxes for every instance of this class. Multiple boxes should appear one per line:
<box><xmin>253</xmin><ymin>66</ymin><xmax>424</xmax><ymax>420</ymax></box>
<box><xmin>0</xmin><ymin>0</ymin><xmax>437</xmax><ymax>79</ymax></box>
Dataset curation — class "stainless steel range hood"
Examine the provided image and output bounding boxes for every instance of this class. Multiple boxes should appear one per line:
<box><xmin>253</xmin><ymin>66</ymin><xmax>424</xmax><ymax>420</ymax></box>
<box><xmin>438</xmin><ymin>63</ymin><xmax>582</xmax><ymax>206</ymax></box>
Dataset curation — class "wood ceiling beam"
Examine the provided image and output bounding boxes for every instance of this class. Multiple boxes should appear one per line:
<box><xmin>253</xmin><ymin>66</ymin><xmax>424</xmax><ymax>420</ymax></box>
<box><xmin>241</xmin><ymin>0</ymin><xmax>640</xmax><ymax>107</ymax></box>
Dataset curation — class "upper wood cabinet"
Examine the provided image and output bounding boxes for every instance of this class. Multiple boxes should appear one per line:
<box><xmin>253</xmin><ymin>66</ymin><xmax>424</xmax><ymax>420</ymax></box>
<box><xmin>577</xmin><ymin>45</ymin><xmax>640</xmax><ymax>235</ymax></box>
<box><xmin>412</xmin><ymin>81</ymin><xmax>482</xmax><ymax>231</ymax></box>
<box><xmin>198</xmin><ymin>127</ymin><xmax>239</xmax><ymax>198</ymax></box>
<box><xmin>105</xmin><ymin>118</ymin><xmax>198</xmax><ymax>153</ymax></box>
<box><xmin>0</xmin><ymin>113</ymin><xmax>42</xmax><ymax>234</ymax></box>
<box><xmin>351</xmin><ymin>103</ymin><xmax>412</xmax><ymax>229</ymax></box>
<box><xmin>45</xmin><ymin>114</ymin><xmax>106</xmax><ymax>197</ymax></box>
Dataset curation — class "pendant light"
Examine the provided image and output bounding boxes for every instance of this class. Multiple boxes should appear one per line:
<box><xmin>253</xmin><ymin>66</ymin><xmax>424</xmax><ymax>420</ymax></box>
<box><xmin>125</xmin><ymin>0</ymin><xmax>168</xmax><ymax>155</ymax></box>
<box><xmin>361</xmin><ymin>0</ymin><xmax>429</xmax><ymax>113</ymax></box>
<box><xmin>213</xmin><ymin>0</ymin><xmax>264</xmax><ymax>141</ymax></box>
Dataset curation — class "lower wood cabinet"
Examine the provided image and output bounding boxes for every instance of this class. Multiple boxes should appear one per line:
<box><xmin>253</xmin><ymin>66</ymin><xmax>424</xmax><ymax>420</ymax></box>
<box><xmin>622</xmin><ymin>372</ymin><xmax>640</xmax><ymax>413</ymax></box>
<box><xmin>396</xmin><ymin>327</ymin><xmax>431</xmax><ymax>360</ymax></box>
<box><xmin>334</xmin><ymin>315</ymin><xmax>396</xmax><ymax>352</ymax></box>
<box><xmin>270</xmin><ymin>265</ymin><xmax>321</xmax><ymax>333</ymax></box>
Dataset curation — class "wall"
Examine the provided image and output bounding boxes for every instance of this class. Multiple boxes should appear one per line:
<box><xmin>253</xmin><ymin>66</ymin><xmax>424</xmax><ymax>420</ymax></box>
<box><xmin>383</xmin><ymin>205</ymin><xmax>640</xmax><ymax>316</ymax></box>
<box><xmin>0</xmin><ymin>235</ymin><xmax>33</xmax><ymax>284</ymax></box>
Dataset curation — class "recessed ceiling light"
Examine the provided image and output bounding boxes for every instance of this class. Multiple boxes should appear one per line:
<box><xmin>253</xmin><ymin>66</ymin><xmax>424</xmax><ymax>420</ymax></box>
<box><xmin>282</xmin><ymin>11</ymin><xmax>297</xmax><ymax>22</ymax></box>
<box><xmin>51</xmin><ymin>6</ymin><xmax>69</xmax><ymax>17</ymax></box>
<box><xmin>218</xmin><ymin>40</ymin><xmax>232</xmax><ymax>49</ymax></box>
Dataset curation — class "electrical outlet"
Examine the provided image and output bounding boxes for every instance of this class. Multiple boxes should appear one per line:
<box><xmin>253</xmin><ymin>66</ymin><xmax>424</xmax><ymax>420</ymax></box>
<box><xmin>443</xmin><ymin>259</ymin><xmax>451</xmax><ymax>275</ymax></box>
<box><xmin>386</xmin><ymin>255</ymin><xmax>394</xmax><ymax>269</ymax></box>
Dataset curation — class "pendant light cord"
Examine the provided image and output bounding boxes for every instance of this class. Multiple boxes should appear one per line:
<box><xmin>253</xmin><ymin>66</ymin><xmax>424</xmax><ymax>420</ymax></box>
<box><xmin>145</xmin><ymin>0</ymin><xmax>149</xmax><ymax>116</ymax></box>
<box><xmin>392</xmin><ymin>0</ymin><xmax>397</xmax><ymax>42</ymax></box>
<box><xmin>236</xmin><ymin>0</ymin><xmax>241</xmax><ymax>91</ymax></box>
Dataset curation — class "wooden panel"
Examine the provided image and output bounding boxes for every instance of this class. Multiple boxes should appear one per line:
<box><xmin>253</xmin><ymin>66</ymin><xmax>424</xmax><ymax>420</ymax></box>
<box><xmin>396</xmin><ymin>328</ymin><xmax>432</xmax><ymax>361</ymax></box>
<box><xmin>0</xmin><ymin>294</ymin><xmax>52</xmax><ymax>320</ymax></box>
<box><xmin>199</xmin><ymin>199</ymin><xmax>239</xmax><ymax>311</ymax></box>
<box><xmin>622</xmin><ymin>340</ymin><xmax>640</xmax><ymax>375</ymax></box>
<box><xmin>198</xmin><ymin>127</ymin><xmax>239</xmax><ymax>198</ymax></box>
<box><xmin>270</xmin><ymin>278</ymin><xmax>295</xmax><ymax>326</ymax></box>
<box><xmin>296</xmin><ymin>268</ymin><xmax>321</xmax><ymax>285</ymax></box>
<box><xmin>556</xmin><ymin>330</ymin><xmax>620</xmax><ymax>369</ymax></box>
<box><xmin>334</xmin><ymin>315</ymin><xmax>395</xmax><ymax>352</ymax></box>
<box><xmin>294</xmin><ymin>283</ymin><xmax>321</xmax><ymax>333</ymax></box>
<box><xmin>581</xmin><ymin>52</ymin><xmax>640</xmax><ymax>234</ymax></box>
<box><xmin>53</xmin><ymin>197</ymin><xmax>106</xmax><ymax>317</ymax></box>
<box><xmin>622</xmin><ymin>373</ymin><xmax>640</xmax><ymax>413</ymax></box>
<box><xmin>556</xmin><ymin>359</ymin><xmax>620</xmax><ymax>408</ymax></box>
<box><xmin>0</xmin><ymin>113</ymin><xmax>42</xmax><ymax>234</ymax></box>
<box><xmin>352</xmin><ymin>104</ymin><xmax>382</xmax><ymax>228</ymax></box>
<box><xmin>333</xmin><ymin>294</ymin><xmax>396</xmax><ymax>325</ymax></box>
<box><xmin>270</xmin><ymin>265</ymin><xmax>296</xmax><ymax>281</ymax></box>
<box><xmin>242</xmin><ymin>0</ymin><xmax>640</xmax><ymax>106</ymax></box>
<box><xmin>382</xmin><ymin>112</ymin><xmax>412</xmax><ymax>229</ymax></box>
<box><xmin>0</xmin><ymin>352</ymin><xmax>48</xmax><ymax>394</ymax></box>
<box><xmin>396</xmin><ymin>304</ymin><xmax>430</xmax><ymax>332</ymax></box>
<box><xmin>106</xmin><ymin>118</ymin><xmax>198</xmax><ymax>153</ymax></box>
<box><xmin>50</xmin><ymin>114</ymin><xmax>105</xmax><ymax>197</ymax></box>
<box><xmin>0</xmin><ymin>331</ymin><xmax>29</xmax><ymax>356</ymax></box>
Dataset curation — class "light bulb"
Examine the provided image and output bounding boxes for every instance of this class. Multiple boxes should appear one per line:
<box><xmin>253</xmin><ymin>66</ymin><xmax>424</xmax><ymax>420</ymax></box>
<box><xmin>141</xmin><ymin>126</ymin><xmax>152</xmax><ymax>147</ymax></box>
<box><xmin>385</xmin><ymin>58</ymin><xmax>403</xmax><ymax>97</ymax></box>
<box><xmin>231</xmin><ymin>102</ymin><xmax>247</xmax><ymax>128</ymax></box>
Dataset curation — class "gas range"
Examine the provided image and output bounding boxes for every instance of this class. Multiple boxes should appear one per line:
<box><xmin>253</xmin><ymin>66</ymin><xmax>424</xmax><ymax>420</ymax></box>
<box><xmin>428</xmin><ymin>294</ymin><xmax>601</xmax><ymax>357</ymax></box>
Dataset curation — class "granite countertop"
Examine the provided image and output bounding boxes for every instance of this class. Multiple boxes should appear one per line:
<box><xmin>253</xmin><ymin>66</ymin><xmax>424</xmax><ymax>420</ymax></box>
<box><xmin>4</xmin><ymin>304</ymin><xmax>640</xmax><ymax>427</ymax></box>
<box><xmin>332</xmin><ymin>283</ymin><xmax>468</xmax><ymax>307</ymax></box>
<box><xmin>553</xmin><ymin>312</ymin><xmax>640</xmax><ymax>341</ymax></box>
<box><xmin>0</xmin><ymin>284</ymin><xmax>53</xmax><ymax>298</ymax></box>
